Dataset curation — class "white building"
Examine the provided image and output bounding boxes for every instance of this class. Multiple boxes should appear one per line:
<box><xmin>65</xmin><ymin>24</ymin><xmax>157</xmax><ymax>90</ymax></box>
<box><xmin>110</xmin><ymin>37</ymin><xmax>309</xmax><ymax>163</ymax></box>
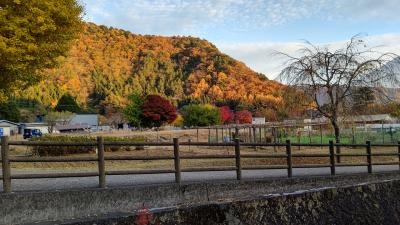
<box><xmin>20</xmin><ymin>123</ymin><xmax>50</xmax><ymax>134</ymax></box>
<box><xmin>0</xmin><ymin>126</ymin><xmax>10</xmax><ymax>136</ymax></box>
<box><xmin>252</xmin><ymin>117</ymin><xmax>266</xmax><ymax>125</ymax></box>
<box><xmin>0</xmin><ymin>120</ymin><xmax>19</xmax><ymax>136</ymax></box>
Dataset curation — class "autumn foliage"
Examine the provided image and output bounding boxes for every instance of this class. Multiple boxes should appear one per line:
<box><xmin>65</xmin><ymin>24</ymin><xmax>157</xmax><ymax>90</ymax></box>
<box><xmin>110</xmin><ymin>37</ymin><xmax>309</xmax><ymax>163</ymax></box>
<box><xmin>219</xmin><ymin>106</ymin><xmax>234</xmax><ymax>124</ymax></box>
<box><xmin>19</xmin><ymin>22</ymin><xmax>287</xmax><ymax>119</ymax></box>
<box><xmin>235</xmin><ymin>110</ymin><xmax>252</xmax><ymax>124</ymax></box>
<box><xmin>141</xmin><ymin>95</ymin><xmax>177</xmax><ymax>128</ymax></box>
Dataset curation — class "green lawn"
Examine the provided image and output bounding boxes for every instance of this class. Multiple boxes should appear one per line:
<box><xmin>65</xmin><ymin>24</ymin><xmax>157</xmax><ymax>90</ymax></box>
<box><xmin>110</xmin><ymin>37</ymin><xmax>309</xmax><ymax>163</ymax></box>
<box><xmin>209</xmin><ymin>130</ymin><xmax>400</xmax><ymax>144</ymax></box>
<box><xmin>283</xmin><ymin>131</ymin><xmax>400</xmax><ymax>144</ymax></box>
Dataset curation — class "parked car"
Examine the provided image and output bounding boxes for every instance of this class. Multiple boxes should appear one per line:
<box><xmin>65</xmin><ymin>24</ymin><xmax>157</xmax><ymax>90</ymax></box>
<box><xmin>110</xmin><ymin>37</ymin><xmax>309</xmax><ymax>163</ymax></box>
<box><xmin>23</xmin><ymin>129</ymin><xmax>43</xmax><ymax>139</ymax></box>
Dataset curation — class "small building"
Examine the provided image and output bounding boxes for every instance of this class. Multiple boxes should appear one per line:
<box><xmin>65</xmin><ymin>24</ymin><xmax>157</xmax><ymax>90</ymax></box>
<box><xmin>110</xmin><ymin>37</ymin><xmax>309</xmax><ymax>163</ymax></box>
<box><xmin>304</xmin><ymin>114</ymin><xmax>397</xmax><ymax>131</ymax></box>
<box><xmin>20</xmin><ymin>123</ymin><xmax>50</xmax><ymax>134</ymax></box>
<box><xmin>0</xmin><ymin>120</ymin><xmax>19</xmax><ymax>136</ymax></box>
<box><xmin>56</xmin><ymin>124</ymin><xmax>91</xmax><ymax>133</ymax></box>
<box><xmin>70</xmin><ymin>114</ymin><xmax>98</xmax><ymax>127</ymax></box>
<box><xmin>349</xmin><ymin>114</ymin><xmax>396</xmax><ymax>124</ymax></box>
<box><xmin>0</xmin><ymin>126</ymin><xmax>10</xmax><ymax>137</ymax></box>
<box><xmin>305</xmin><ymin>114</ymin><xmax>396</xmax><ymax>125</ymax></box>
<box><xmin>252</xmin><ymin>117</ymin><xmax>266</xmax><ymax>125</ymax></box>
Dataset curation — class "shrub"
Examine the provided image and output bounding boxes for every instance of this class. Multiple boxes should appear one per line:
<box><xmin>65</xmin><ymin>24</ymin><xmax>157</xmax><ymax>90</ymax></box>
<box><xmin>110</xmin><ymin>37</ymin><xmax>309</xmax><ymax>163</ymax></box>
<box><xmin>180</xmin><ymin>104</ymin><xmax>221</xmax><ymax>127</ymax></box>
<box><xmin>31</xmin><ymin>136</ymin><xmax>146</xmax><ymax>156</ymax></box>
<box><xmin>171</xmin><ymin>114</ymin><xmax>184</xmax><ymax>127</ymax></box>
<box><xmin>235</xmin><ymin>110</ymin><xmax>252</xmax><ymax>124</ymax></box>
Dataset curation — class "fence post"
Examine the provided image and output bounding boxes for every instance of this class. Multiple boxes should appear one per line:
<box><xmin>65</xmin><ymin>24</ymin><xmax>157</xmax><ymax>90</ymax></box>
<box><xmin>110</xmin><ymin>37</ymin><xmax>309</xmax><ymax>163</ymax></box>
<box><xmin>264</xmin><ymin>127</ymin><xmax>268</xmax><ymax>144</ymax></box>
<box><xmin>208</xmin><ymin>126</ymin><xmax>211</xmax><ymax>143</ymax></box>
<box><xmin>320</xmin><ymin>124</ymin><xmax>323</xmax><ymax>145</ymax></box>
<box><xmin>1</xmin><ymin>136</ymin><xmax>11</xmax><ymax>193</ymax></box>
<box><xmin>173</xmin><ymin>138</ymin><xmax>181</xmax><ymax>184</ymax></box>
<box><xmin>235</xmin><ymin>127</ymin><xmax>239</xmax><ymax>140</ymax></box>
<box><xmin>253</xmin><ymin>127</ymin><xmax>257</xmax><ymax>143</ymax></box>
<box><xmin>398</xmin><ymin>141</ymin><xmax>400</xmax><ymax>171</ymax></box>
<box><xmin>249</xmin><ymin>127</ymin><xmax>252</xmax><ymax>142</ymax></box>
<box><xmin>234</xmin><ymin>138</ymin><xmax>242</xmax><ymax>180</ymax></box>
<box><xmin>97</xmin><ymin>136</ymin><xmax>106</xmax><ymax>188</ymax></box>
<box><xmin>366</xmin><ymin>141</ymin><xmax>372</xmax><ymax>174</ymax></box>
<box><xmin>215</xmin><ymin>128</ymin><xmax>219</xmax><ymax>143</ymax></box>
<box><xmin>286</xmin><ymin>140</ymin><xmax>292</xmax><ymax>178</ymax></box>
<box><xmin>329</xmin><ymin>140</ymin><xmax>336</xmax><ymax>175</ymax></box>
<box><xmin>336</xmin><ymin>140</ymin><xmax>341</xmax><ymax>163</ymax></box>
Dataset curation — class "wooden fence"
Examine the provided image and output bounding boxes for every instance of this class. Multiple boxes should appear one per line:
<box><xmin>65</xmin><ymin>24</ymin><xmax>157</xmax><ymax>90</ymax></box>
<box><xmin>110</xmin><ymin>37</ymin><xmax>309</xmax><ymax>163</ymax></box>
<box><xmin>1</xmin><ymin>136</ymin><xmax>400</xmax><ymax>193</ymax></box>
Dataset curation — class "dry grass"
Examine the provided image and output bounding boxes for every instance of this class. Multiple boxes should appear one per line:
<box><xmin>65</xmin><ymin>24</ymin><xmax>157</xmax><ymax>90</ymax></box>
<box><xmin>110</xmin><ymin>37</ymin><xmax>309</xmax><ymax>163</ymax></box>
<box><xmin>7</xmin><ymin>128</ymin><xmax>398</xmax><ymax>172</ymax></box>
<box><xmin>9</xmin><ymin>144</ymin><xmax>399</xmax><ymax>172</ymax></box>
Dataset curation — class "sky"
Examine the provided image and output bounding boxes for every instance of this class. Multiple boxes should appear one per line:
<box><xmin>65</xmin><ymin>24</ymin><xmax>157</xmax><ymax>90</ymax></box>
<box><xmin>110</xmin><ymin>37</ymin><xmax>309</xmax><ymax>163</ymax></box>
<box><xmin>81</xmin><ymin>0</ymin><xmax>400</xmax><ymax>79</ymax></box>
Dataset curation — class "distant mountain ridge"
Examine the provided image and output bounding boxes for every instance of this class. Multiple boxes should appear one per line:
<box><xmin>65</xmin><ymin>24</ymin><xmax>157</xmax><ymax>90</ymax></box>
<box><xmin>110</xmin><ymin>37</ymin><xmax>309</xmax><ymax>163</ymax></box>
<box><xmin>19</xmin><ymin>22</ymin><xmax>285</xmax><ymax>114</ymax></box>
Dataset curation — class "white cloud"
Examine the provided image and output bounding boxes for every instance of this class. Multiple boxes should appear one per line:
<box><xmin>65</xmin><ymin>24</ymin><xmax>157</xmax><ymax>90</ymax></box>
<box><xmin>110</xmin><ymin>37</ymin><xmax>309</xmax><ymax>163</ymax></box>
<box><xmin>81</xmin><ymin>0</ymin><xmax>400</xmax><ymax>35</ymax></box>
<box><xmin>336</xmin><ymin>0</ymin><xmax>400</xmax><ymax>21</ymax></box>
<box><xmin>79</xmin><ymin>1</ymin><xmax>400</xmax><ymax>79</ymax></box>
<box><xmin>218</xmin><ymin>33</ymin><xmax>400</xmax><ymax>80</ymax></box>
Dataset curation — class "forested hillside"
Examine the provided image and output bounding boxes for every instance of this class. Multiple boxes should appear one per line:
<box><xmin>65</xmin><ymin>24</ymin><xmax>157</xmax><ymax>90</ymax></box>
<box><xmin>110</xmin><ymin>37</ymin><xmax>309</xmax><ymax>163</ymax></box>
<box><xmin>17</xmin><ymin>23</ymin><xmax>304</xmax><ymax>119</ymax></box>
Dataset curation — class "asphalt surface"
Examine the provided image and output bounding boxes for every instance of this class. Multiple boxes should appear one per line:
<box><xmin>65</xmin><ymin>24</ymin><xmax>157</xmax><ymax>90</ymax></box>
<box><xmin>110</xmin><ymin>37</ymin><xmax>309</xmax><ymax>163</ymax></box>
<box><xmin>0</xmin><ymin>165</ymin><xmax>399</xmax><ymax>192</ymax></box>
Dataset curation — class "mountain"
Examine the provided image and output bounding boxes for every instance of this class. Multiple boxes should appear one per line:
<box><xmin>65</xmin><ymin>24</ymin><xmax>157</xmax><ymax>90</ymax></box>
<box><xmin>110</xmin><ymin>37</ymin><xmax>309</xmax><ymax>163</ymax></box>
<box><xmin>18</xmin><ymin>23</ymin><xmax>286</xmax><ymax>115</ymax></box>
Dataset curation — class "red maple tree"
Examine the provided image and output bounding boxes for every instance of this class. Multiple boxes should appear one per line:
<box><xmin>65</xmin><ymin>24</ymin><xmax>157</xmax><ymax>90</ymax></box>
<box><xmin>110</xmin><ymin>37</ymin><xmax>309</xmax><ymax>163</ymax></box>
<box><xmin>235</xmin><ymin>110</ymin><xmax>252</xmax><ymax>124</ymax></box>
<box><xmin>219</xmin><ymin>106</ymin><xmax>234</xmax><ymax>124</ymax></box>
<box><xmin>141</xmin><ymin>95</ymin><xmax>177</xmax><ymax>128</ymax></box>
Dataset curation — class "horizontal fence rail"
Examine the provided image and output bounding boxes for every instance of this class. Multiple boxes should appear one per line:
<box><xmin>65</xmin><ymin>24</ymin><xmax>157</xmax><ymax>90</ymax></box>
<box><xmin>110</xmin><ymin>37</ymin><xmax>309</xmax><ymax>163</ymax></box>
<box><xmin>0</xmin><ymin>136</ymin><xmax>400</xmax><ymax>193</ymax></box>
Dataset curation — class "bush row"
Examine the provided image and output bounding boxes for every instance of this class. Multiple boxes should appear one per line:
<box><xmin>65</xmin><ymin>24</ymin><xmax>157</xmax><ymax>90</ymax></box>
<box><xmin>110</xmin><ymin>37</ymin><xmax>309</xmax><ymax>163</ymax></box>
<box><xmin>31</xmin><ymin>135</ymin><xmax>146</xmax><ymax>156</ymax></box>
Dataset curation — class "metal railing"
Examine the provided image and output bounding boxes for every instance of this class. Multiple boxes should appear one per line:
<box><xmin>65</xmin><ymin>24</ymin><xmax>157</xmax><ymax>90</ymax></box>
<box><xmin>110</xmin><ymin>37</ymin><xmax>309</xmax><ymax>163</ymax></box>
<box><xmin>1</xmin><ymin>136</ymin><xmax>400</xmax><ymax>193</ymax></box>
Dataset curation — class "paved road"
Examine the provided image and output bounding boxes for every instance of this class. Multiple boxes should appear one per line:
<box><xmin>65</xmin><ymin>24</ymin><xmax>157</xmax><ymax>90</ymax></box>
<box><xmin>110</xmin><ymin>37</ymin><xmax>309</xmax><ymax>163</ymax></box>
<box><xmin>0</xmin><ymin>165</ymin><xmax>398</xmax><ymax>192</ymax></box>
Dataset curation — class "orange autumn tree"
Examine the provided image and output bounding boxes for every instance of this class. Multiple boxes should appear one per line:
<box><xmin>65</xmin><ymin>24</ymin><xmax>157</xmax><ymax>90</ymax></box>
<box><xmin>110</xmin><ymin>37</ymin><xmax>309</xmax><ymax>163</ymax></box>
<box><xmin>18</xmin><ymin>23</ymin><xmax>286</xmax><ymax>118</ymax></box>
<box><xmin>235</xmin><ymin>110</ymin><xmax>252</xmax><ymax>124</ymax></box>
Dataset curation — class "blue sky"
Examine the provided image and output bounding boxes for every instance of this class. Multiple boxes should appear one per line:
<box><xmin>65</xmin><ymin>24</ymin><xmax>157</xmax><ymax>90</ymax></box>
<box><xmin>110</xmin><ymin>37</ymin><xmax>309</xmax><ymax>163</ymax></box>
<box><xmin>81</xmin><ymin>0</ymin><xmax>400</xmax><ymax>79</ymax></box>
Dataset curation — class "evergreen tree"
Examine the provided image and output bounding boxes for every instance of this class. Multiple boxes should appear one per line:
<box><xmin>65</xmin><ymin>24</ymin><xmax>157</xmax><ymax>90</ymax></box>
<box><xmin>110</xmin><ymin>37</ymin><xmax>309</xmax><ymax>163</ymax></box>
<box><xmin>0</xmin><ymin>101</ymin><xmax>21</xmax><ymax>122</ymax></box>
<box><xmin>123</xmin><ymin>92</ymin><xmax>144</xmax><ymax>128</ymax></box>
<box><xmin>55</xmin><ymin>93</ymin><xmax>81</xmax><ymax>113</ymax></box>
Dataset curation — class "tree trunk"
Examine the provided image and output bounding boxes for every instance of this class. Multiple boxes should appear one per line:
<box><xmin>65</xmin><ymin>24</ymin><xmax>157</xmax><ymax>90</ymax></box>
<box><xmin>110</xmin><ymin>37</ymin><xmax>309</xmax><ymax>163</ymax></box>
<box><xmin>331</xmin><ymin>119</ymin><xmax>341</xmax><ymax>163</ymax></box>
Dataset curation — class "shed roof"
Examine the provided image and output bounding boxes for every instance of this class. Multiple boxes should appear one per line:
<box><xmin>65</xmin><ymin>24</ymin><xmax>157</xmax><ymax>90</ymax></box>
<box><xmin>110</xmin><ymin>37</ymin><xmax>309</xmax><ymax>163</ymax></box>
<box><xmin>0</xmin><ymin>120</ymin><xmax>20</xmax><ymax>126</ymax></box>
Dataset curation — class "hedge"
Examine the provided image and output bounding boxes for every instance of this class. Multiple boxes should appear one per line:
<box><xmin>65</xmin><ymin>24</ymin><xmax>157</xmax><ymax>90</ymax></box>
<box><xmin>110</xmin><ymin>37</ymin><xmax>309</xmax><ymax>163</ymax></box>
<box><xmin>30</xmin><ymin>136</ymin><xmax>146</xmax><ymax>156</ymax></box>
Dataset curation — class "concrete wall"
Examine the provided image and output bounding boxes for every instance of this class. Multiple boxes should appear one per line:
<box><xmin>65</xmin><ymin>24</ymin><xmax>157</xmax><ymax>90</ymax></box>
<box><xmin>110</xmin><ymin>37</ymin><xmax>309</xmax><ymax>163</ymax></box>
<box><xmin>1</xmin><ymin>172</ymin><xmax>400</xmax><ymax>225</ymax></box>
<box><xmin>150</xmin><ymin>179</ymin><xmax>400</xmax><ymax>225</ymax></box>
<box><xmin>62</xmin><ymin>179</ymin><xmax>400</xmax><ymax>225</ymax></box>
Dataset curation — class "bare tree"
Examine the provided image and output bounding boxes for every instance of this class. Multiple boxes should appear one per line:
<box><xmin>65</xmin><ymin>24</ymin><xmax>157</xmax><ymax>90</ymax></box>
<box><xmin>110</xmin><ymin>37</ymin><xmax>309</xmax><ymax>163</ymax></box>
<box><xmin>279</xmin><ymin>35</ymin><xmax>399</xmax><ymax>145</ymax></box>
<box><xmin>45</xmin><ymin>111</ymin><xmax>74</xmax><ymax>133</ymax></box>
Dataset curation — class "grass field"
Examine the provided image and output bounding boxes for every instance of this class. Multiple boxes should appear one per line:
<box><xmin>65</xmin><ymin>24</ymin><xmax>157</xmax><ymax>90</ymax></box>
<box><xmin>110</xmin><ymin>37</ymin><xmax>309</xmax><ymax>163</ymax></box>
<box><xmin>285</xmin><ymin>131</ymin><xmax>400</xmax><ymax>144</ymax></box>
<box><xmin>9</xmin><ymin>144</ymin><xmax>399</xmax><ymax>172</ymax></box>
<box><xmin>6</xmin><ymin>128</ymin><xmax>399</xmax><ymax>172</ymax></box>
